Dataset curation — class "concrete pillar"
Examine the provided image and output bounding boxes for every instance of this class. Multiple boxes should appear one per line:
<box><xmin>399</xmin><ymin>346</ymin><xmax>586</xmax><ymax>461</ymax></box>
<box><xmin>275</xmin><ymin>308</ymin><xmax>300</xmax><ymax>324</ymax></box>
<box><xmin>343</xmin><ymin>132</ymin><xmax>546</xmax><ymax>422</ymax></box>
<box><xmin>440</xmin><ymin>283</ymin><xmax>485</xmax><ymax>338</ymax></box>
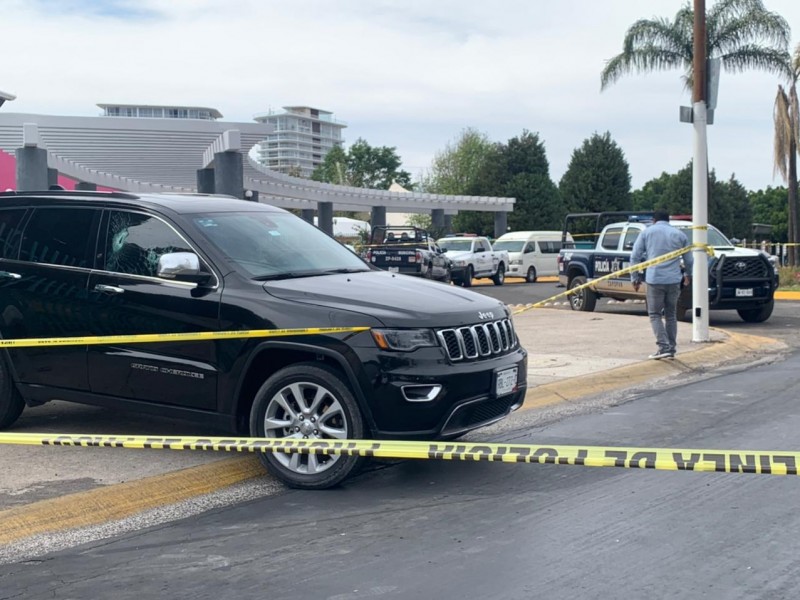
<box><xmin>431</xmin><ymin>209</ymin><xmax>445</xmax><ymax>231</ymax></box>
<box><xmin>15</xmin><ymin>147</ymin><xmax>48</xmax><ymax>191</ymax></box>
<box><xmin>244</xmin><ymin>189</ymin><xmax>259</xmax><ymax>202</ymax></box>
<box><xmin>301</xmin><ymin>209</ymin><xmax>315</xmax><ymax>224</ymax></box>
<box><xmin>213</xmin><ymin>151</ymin><xmax>243</xmax><ymax>198</ymax></box>
<box><xmin>494</xmin><ymin>211</ymin><xmax>508</xmax><ymax>239</ymax></box>
<box><xmin>318</xmin><ymin>202</ymin><xmax>333</xmax><ymax>235</ymax></box>
<box><xmin>444</xmin><ymin>214</ymin><xmax>454</xmax><ymax>234</ymax></box>
<box><xmin>371</xmin><ymin>206</ymin><xmax>386</xmax><ymax>228</ymax></box>
<box><xmin>197</xmin><ymin>168</ymin><xmax>215</xmax><ymax>194</ymax></box>
<box><xmin>47</xmin><ymin>168</ymin><xmax>59</xmax><ymax>188</ymax></box>
<box><xmin>76</xmin><ymin>182</ymin><xmax>97</xmax><ymax>191</ymax></box>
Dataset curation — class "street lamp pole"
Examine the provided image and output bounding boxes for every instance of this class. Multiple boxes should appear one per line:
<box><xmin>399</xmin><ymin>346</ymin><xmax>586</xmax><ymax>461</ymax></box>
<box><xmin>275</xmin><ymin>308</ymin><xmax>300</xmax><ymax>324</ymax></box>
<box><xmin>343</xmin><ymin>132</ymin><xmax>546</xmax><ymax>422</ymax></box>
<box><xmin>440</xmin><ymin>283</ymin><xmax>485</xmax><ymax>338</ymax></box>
<box><xmin>691</xmin><ymin>0</ymin><xmax>710</xmax><ymax>342</ymax></box>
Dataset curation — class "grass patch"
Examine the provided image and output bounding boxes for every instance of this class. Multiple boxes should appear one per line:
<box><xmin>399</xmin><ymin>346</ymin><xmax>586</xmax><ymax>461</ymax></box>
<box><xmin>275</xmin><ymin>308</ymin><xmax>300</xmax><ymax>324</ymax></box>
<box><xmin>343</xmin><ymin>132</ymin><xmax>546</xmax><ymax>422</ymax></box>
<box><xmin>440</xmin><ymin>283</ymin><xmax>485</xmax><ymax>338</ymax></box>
<box><xmin>778</xmin><ymin>266</ymin><xmax>800</xmax><ymax>291</ymax></box>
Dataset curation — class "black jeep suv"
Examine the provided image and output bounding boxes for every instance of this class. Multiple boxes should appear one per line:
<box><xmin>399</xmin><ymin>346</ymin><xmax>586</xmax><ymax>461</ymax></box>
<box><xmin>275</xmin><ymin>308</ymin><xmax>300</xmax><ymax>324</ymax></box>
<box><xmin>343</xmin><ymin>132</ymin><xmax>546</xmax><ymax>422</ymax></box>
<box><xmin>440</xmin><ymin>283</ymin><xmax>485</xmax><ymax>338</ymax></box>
<box><xmin>0</xmin><ymin>191</ymin><xmax>527</xmax><ymax>488</ymax></box>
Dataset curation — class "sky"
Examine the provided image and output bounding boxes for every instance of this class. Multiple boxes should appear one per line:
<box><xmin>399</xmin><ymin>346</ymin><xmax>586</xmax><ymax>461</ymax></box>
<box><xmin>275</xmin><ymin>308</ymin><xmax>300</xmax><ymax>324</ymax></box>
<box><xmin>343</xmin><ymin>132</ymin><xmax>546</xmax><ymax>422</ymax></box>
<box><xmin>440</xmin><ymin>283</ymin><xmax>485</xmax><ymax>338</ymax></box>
<box><xmin>2</xmin><ymin>0</ymin><xmax>800</xmax><ymax>193</ymax></box>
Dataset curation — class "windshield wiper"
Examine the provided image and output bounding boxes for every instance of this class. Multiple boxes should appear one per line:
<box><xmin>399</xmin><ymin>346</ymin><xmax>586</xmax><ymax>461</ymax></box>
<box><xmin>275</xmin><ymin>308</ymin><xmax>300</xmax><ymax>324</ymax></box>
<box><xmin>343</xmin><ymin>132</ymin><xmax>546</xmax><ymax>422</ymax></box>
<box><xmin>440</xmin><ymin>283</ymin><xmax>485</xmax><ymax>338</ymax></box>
<box><xmin>253</xmin><ymin>268</ymin><xmax>369</xmax><ymax>281</ymax></box>
<box><xmin>253</xmin><ymin>271</ymin><xmax>324</xmax><ymax>281</ymax></box>
<box><xmin>318</xmin><ymin>268</ymin><xmax>370</xmax><ymax>274</ymax></box>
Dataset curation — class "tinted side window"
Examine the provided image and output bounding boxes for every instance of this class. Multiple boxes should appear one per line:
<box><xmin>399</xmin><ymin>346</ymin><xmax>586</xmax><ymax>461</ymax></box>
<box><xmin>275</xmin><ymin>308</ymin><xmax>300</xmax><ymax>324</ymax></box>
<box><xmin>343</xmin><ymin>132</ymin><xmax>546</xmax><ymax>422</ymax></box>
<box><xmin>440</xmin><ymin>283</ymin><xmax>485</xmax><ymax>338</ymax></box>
<box><xmin>19</xmin><ymin>208</ymin><xmax>98</xmax><ymax>267</ymax></box>
<box><xmin>104</xmin><ymin>211</ymin><xmax>192</xmax><ymax>277</ymax></box>
<box><xmin>540</xmin><ymin>241</ymin><xmax>562</xmax><ymax>254</ymax></box>
<box><xmin>623</xmin><ymin>228</ymin><xmax>641</xmax><ymax>250</ymax></box>
<box><xmin>0</xmin><ymin>209</ymin><xmax>27</xmax><ymax>259</ymax></box>
<box><xmin>601</xmin><ymin>227</ymin><xmax>623</xmax><ymax>251</ymax></box>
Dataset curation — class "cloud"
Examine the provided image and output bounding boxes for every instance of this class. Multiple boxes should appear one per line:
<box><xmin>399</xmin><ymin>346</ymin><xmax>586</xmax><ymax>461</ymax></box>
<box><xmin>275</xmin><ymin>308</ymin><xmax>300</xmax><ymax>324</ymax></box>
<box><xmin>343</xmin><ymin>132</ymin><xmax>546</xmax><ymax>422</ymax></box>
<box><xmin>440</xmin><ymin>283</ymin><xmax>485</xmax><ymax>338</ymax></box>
<box><xmin>2</xmin><ymin>0</ymin><xmax>799</xmax><ymax>192</ymax></box>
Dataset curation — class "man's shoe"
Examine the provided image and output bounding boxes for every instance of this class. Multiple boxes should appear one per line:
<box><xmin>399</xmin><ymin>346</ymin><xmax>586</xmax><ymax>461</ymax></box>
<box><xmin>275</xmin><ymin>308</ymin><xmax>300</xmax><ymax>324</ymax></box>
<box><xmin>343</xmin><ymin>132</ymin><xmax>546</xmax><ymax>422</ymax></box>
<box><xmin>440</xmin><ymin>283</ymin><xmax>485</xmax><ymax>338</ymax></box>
<box><xmin>648</xmin><ymin>351</ymin><xmax>672</xmax><ymax>360</ymax></box>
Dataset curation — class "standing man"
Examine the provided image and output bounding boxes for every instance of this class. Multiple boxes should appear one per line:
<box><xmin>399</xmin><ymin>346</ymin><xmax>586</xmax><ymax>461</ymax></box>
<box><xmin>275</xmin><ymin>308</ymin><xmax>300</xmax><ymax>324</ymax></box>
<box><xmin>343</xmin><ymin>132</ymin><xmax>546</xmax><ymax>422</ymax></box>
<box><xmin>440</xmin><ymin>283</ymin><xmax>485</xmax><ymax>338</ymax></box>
<box><xmin>631</xmin><ymin>209</ymin><xmax>693</xmax><ymax>359</ymax></box>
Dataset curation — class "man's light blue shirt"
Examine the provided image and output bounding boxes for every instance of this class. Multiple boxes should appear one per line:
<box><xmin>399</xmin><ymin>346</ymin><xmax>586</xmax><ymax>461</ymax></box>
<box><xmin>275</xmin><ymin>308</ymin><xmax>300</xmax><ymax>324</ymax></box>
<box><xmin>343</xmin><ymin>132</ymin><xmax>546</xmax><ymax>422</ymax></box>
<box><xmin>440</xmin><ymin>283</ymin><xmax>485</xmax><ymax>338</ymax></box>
<box><xmin>630</xmin><ymin>221</ymin><xmax>693</xmax><ymax>285</ymax></box>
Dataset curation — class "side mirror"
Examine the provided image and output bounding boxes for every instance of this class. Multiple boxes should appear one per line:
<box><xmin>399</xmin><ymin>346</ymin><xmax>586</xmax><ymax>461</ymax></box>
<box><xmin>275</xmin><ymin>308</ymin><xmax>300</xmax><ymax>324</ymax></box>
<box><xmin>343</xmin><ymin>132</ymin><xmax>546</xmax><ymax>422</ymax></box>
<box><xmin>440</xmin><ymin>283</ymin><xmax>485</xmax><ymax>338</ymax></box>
<box><xmin>623</xmin><ymin>242</ymin><xmax>634</xmax><ymax>251</ymax></box>
<box><xmin>157</xmin><ymin>252</ymin><xmax>211</xmax><ymax>284</ymax></box>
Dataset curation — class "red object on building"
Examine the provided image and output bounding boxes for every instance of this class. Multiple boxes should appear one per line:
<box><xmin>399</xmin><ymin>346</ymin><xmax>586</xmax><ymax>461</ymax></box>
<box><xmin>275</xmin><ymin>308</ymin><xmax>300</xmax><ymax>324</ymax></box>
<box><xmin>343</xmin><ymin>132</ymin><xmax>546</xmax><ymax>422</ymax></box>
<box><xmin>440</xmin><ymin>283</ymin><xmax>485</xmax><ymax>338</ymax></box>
<box><xmin>0</xmin><ymin>149</ymin><xmax>115</xmax><ymax>191</ymax></box>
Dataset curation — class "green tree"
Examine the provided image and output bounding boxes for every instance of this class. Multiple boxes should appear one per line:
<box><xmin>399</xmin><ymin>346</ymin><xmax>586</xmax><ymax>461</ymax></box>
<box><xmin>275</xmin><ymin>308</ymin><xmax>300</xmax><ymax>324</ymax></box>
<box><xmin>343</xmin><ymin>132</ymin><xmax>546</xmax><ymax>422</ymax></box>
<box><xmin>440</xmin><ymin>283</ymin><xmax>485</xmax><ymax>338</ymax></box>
<box><xmin>749</xmin><ymin>186</ymin><xmax>789</xmax><ymax>242</ymax></box>
<box><xmin>632</xmin><ymin>164</ymin><xmax>753</xmax><ymax>237</ymax></box>
<box><xmin>311</xmin><ymin>139</ymin><xmax>412</xmax><ymax>190</ymax></box>
<box><xmin>559</xmin><ymin>132</ymin><xmax>632</xmax><ymax>213</ymax></box>
<box><xmin>405</xmin><ymin>213</ymin><xmax>432</xmax><ymax>230</ymax></box>
<box><xmin>773</xmin><ymin>43</ymin><xmax>800</xmax><ymax>265</ymax></box>
<box><xmin>600</xmin><ymin>0</ymin><xmax>791</xmax><ymax>91</ymax></box>
<box><xmin>712</xmin><ymin>174</ymin><xmax>752</xmax><ymax>239</ymax></box>
<box><xmin>420</xmin><ymin>128</ymin><xmax>495</xmax><ymax>195</ymax></box>
<box><xmin>453</xmin><ymin>131</ymin><xmax>564</xmax><ymax>234</ymax></box>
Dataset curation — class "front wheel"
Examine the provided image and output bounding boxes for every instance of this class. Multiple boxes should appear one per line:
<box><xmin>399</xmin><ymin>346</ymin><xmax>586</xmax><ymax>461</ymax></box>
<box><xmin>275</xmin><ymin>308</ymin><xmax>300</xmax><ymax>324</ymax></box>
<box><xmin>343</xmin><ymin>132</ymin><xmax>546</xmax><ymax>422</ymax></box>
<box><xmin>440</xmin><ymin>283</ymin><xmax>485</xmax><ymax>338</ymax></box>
<box><xmin>568</xmin><ymin>275</ymin><xmax>597</xmax><ymax>312</ymax></box>
<box><xmin>737</xmin><ymin>299</ymin><xmax>774</xmax><ymax>323</ymax></box>
<box><xmin>526</xmin><ymin>266</ymin><xmax>537</xmax><ymax>283</ymax></box>
<box><xmin>462</xmin><ymin>265</ymin><xmax>474</xmax><ymax>287</ymax></box>
<box><xmin>0</xmin><ymin>357</ymin><xmax>25</xmax><ymax>429</ymax></box>
<box><xmin>249</xmin><ymin>363</ymin><xmax>366</xmax><ymax>490</ymax></box>
<box><xmin>492</xmin><ymin>263</ymin><xmax>505</xmax><ymax>286</ymax></box>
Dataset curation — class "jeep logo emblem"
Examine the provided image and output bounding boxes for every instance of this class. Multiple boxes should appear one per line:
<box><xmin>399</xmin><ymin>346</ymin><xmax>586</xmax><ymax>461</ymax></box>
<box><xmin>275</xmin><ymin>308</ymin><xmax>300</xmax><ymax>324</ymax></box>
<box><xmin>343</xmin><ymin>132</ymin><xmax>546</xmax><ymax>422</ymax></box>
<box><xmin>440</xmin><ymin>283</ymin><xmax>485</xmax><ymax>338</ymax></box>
<box><xmin>478</xmin><ymin>311</ymin><xmax>494</xmax><ymax>320</ymax></box>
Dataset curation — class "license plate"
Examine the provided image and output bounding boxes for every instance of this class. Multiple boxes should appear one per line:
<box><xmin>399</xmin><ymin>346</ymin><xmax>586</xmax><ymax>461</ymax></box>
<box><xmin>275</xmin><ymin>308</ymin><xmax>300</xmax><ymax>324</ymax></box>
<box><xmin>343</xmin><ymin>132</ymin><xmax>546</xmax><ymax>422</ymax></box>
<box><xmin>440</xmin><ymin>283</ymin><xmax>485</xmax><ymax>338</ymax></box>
<box><xmin>736</xmin><ymin>288</ymin><xmax>753</xmax><ymax>297</ymax></box>
<box><xmin>388</xmin><ymin>267</ymin><xmax>399</xmax><ymax>273</ymax></box>
<box><xmin>495</xmin><ymin>367</ymin><xmax>518</xmax><ymax>397</ymax></box>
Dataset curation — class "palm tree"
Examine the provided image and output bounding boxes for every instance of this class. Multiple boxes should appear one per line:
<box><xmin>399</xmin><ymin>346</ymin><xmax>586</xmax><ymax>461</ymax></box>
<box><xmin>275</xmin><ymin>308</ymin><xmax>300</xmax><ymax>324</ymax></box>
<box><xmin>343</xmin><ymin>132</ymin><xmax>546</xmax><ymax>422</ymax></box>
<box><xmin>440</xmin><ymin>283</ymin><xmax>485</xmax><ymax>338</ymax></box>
<box><xmin>601</xmin><ymin>0</ymin><xmax>790</xmax><ymax>91</ymax></box>
<box><xmin>773</xmin><ymin>43</ymin><xmax>800</xmax><ymax>266</ymax></box>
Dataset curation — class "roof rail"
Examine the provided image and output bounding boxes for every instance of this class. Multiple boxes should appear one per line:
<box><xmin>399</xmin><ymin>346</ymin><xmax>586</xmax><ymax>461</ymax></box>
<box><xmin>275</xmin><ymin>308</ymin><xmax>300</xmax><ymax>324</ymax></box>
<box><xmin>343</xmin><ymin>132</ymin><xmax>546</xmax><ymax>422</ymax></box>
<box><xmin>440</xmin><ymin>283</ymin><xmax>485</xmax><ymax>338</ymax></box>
<box><xmin>0</xmin><ymin>190</ymin><xmax>141</xmax><ymax>200</ymax></box>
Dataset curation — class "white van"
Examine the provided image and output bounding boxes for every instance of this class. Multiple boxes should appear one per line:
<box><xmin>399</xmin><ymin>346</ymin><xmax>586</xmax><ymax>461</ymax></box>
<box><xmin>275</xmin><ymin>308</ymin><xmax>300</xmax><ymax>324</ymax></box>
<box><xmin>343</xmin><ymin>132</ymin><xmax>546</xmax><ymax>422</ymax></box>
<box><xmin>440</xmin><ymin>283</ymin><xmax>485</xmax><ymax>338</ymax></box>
<box><xmin>493</xmin><ymin>231</ymin><xmax>571</xmax><ymax>282</ymax></box>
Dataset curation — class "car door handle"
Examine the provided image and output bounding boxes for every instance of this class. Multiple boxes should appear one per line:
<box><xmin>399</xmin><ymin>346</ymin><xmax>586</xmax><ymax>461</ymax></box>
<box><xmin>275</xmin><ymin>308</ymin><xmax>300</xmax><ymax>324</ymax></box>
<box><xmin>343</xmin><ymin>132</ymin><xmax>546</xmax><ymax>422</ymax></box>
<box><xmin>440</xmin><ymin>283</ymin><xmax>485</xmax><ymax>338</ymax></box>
<box><xmin>94</xmin><ymin>284</ymin><xmax>125</xmax><ymax>294</ymax></box>
<box><xmin>0</xmin><ymin>271</ymin><xmax>21</xmax><ymax>280</ymax></box>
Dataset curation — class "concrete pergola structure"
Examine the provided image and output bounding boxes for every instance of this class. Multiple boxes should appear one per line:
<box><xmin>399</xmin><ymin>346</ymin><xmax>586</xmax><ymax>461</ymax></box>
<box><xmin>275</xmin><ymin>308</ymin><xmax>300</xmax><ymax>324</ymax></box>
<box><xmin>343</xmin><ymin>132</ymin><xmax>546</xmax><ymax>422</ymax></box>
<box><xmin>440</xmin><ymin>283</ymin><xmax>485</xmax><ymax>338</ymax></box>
<box><xmin>0</xmin><ymin>112</ymin><xmax>515</xmax><ymax>236</ymax></box>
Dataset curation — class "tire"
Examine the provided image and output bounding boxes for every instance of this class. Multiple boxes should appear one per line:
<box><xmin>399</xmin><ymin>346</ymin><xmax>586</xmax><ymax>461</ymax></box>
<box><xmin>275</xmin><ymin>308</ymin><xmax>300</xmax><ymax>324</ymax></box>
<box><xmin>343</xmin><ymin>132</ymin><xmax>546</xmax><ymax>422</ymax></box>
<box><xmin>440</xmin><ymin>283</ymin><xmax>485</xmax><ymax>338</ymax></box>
<box><xmin>525</xmin><ymin>266</ymin><xmax>537</xmax><ymax>283</ymax></box>
<box><xmin>462</xmin><ymin>265</ymin><xmax>474</xmax><ymax>287</ymax></box>
<box><xmin>737</xmin><ymin>299</ymin><xmax>774</xmax><ymax>323</ymax></box>
<box><xmin>492</xmin><ymin>263</ymin><xmax>505</xmax><ymax>286</ymax></box>
<box><xmin>568</xmin><ymin>275</ymin><xmax>597</xmax><ymax>312</ymax></box>
<box><xmin>249</xmin><ymin>363</ymin><xmax>366</xmax><ymax>490</ymax></box>
<box><xmin>439</xmin><ymin>267</ymin><xmax>452</xmax><ymax>284</ymax></box>
<box><xmin>0</xmin><ymin>356</ymin><xmax>24</xmax><ymax>429</ymax></box>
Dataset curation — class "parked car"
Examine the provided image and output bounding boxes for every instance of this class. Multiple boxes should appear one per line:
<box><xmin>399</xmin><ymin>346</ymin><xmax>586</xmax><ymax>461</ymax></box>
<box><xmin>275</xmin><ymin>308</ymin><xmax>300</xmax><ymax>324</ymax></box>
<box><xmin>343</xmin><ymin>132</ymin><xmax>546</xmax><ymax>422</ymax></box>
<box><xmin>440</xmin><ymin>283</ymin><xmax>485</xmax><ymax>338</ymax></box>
<box><xmin>493</xmin><ymin>231</ymin><xmax>573</xmax><ymax>282</ymax></box>
<box><xmin>366</xmin><ymin>226</ymin><xmax>451</xmax><ymax>282</ymax></box>
<box><xmin>436</xmin><ymin>235</ymin><xmax>509</xmax><ymax>287</ymax></box>
<box><xmin>0</xmin><ymin>190</ymin><xmax>527</xmax><ymax>489</ymax></box>
<box><xmin>557</xmin><ymin>212</ymin><xmax>779</xmax><ymax>322</ymax></box>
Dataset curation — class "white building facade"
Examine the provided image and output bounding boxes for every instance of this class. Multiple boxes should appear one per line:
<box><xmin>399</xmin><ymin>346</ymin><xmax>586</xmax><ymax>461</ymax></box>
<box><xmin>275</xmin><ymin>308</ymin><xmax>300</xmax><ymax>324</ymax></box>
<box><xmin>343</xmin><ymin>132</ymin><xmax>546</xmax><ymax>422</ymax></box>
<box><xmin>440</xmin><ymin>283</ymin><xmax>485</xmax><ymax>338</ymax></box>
<box><xmin>254</xmin><ymin>106</ymin><xmax>345</xmax><ymax>177</ymax></box>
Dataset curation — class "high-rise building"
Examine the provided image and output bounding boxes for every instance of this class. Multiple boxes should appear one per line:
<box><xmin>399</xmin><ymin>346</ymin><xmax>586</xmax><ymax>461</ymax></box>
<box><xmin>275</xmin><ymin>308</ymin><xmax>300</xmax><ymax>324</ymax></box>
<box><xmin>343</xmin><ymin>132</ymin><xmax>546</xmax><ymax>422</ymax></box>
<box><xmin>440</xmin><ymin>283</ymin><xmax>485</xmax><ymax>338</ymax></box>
<box><xmin>98</xmin><ymin>103</ymin><xmax>222</xmax><ymax>120</ymax></box>
<box><xmin>254</xmin><ymin>106</ymin><xmax>346</xmax><ymax>177</ymax></box>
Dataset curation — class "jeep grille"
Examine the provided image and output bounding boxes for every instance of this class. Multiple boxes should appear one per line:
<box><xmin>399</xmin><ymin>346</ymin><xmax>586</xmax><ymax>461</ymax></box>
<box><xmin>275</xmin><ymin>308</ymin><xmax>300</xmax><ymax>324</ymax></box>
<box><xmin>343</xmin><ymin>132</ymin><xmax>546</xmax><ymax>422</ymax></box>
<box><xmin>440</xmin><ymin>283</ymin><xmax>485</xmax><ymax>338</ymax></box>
<box><xmin>436</xmin><ymin>319</ymin><xmax>517</xmax><ymax>362</ymax></box>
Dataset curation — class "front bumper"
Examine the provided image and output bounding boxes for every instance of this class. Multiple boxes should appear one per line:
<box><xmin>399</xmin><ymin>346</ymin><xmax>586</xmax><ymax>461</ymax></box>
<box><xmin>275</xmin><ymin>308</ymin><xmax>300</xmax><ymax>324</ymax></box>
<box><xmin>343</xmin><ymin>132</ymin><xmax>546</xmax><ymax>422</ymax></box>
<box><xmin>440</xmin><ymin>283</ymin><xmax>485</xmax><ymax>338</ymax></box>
<box><xmin>352</xmin><ymin>345</ymin><xmax>528</xmax><ymax>439</ymax></box>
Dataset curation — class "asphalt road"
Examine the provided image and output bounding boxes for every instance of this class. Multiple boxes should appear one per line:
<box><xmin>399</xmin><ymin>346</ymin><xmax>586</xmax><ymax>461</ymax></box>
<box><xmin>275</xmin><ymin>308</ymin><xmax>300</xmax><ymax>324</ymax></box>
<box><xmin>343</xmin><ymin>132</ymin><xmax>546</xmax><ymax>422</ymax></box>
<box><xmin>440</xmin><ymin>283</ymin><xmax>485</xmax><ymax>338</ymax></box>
<box><xmin>478</xmin><ymin>280</ymin><xmax>800</xmax><ymax>348</ymax></box>
<box><xmin>2</xmin><ymin>348</ymin><xmax>800</xmax><ymax>599</ymax></box>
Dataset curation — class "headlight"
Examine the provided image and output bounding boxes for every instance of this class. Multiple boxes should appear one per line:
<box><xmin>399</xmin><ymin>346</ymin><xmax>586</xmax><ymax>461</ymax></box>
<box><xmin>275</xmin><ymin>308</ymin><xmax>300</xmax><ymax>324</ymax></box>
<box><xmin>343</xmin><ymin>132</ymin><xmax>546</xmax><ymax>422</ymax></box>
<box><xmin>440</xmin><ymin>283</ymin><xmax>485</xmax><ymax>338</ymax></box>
<box><xmin>510</xmin><ymin>259</ymin><xmax>522</xmax><ymax>265</ymax></box>
<box><xmin>453</xmin><ymin>260</ymin><xmax>467</xmax><ymax>267</ymax></box>
<box><xmin>371</xmin><ymin>328</ymin><xmax>438</xmax><ymax>352</ymax></box>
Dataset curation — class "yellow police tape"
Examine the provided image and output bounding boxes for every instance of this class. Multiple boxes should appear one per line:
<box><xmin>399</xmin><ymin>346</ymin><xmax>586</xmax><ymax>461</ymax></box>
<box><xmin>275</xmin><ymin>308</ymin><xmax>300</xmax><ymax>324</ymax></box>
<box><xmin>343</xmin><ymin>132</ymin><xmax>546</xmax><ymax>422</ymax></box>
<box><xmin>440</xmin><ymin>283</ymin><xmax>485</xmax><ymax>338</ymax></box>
<box><xmin>0</xmin><ymin>327</ymin><xmax>370</xmax><ymax>349</ymax></box>
<box><xmin>513</xmin><ymin>243</ymin><xmax>714</xmax><ymax>315</ymax></box>
<box><xmin>0</xmin><ymin>433</ymin><xmax>797</xmax><ymax>475</ymax></box>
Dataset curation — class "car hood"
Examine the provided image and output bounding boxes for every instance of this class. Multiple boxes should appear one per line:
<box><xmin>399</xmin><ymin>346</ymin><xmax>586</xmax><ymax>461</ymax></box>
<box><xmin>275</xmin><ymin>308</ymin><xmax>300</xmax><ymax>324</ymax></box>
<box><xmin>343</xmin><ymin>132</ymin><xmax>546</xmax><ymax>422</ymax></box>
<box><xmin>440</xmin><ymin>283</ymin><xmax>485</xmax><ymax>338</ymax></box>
<box><xmin>263</xmin><ymin>271</ymin><xmax>508</xmax><ymax>328</ymax></box>
<box><xmin>443</xmin><ymin>251</ymin><xmax>473</xmax><ymax>261</ymax></box>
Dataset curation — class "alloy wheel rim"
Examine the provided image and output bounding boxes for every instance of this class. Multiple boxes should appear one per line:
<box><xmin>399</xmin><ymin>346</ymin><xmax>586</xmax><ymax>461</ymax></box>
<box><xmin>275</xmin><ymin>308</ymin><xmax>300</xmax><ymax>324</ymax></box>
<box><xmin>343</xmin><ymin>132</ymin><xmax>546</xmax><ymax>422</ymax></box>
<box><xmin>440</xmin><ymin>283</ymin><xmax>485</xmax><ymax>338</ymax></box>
<box><xmin>263</xmin><ymin>381</ymin><xmax>348</xmax><ymax>474</ymax></box>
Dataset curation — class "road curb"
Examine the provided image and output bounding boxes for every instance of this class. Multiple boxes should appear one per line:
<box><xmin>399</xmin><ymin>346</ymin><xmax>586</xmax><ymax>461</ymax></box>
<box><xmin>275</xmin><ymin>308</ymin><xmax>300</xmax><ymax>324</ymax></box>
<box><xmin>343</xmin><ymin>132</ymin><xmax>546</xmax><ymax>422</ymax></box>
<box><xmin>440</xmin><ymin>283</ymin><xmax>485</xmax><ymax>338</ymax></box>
<box><xmin>775</xmin><ymin>291</ymin><xmax>800</xmax><ymax>300</ymax></box>
<box><xmin>0</xmin><ymin>455</ymin><xmax>265</xmax><ymax>547</ymax></box>
<box><xmin>522</xmin><ymin>328</ymin><xmax>786</xmax><ymax>411</ymax></box>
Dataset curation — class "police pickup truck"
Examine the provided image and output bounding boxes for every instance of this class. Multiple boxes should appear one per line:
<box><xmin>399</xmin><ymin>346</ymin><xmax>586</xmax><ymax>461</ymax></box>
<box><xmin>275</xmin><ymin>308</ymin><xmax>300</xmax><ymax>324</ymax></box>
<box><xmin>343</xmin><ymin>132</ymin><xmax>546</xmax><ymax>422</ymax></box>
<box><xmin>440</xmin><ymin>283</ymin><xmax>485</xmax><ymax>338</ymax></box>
<box><xmin>557</xmin><ymin>212</ymin><xmax>779</xmax><ymax>322</ymax></box>
<box><xmin>436</xmin><ymin>235</ymin><xmax>510</xmax><ymax>287</ymax></box>
<box><xmin>365</xmin><ymin>226</ymin><xmax>451</xmax><ymax>282</ymax></box>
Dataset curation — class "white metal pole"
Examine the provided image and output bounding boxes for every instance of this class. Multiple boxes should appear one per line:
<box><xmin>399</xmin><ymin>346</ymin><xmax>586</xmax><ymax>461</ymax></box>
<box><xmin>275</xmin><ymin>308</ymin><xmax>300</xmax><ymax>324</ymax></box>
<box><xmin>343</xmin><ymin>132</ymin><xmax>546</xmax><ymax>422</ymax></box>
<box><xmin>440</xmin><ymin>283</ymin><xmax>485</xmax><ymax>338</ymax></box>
<box><xmin>692</xmin><ymin>100</ymin><xmax>710</xmax><ymax>342</ymax></box>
